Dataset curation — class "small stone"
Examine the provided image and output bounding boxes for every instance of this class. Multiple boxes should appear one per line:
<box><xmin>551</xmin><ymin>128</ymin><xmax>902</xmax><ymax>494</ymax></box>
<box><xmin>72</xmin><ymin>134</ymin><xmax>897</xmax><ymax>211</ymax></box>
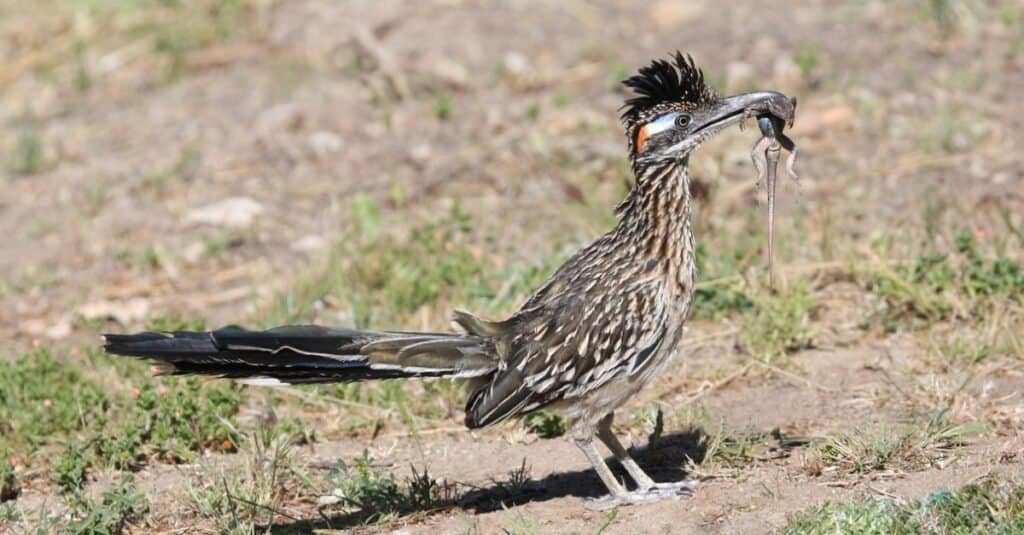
<box><xmin>409</xmin><ymin>143</ymin><xmax>432</xmax><ymax>163</ymax></box>
<box><xmin>256</xmin><ymin>102</ymin><xmax>303</xmax><ymax>133</ymax></box>
<box><xmin>317</xmin><ymin>495</ymin><xmax>343</xmax><ymax>506</ymax></box>
<box><xmin>19</xmin><ymin>319</ymin><xmax>47</xmax><ymax>336</ymax></box>
<box><xmin>308</xmin><ymin>130</ymin><xmax>342</xmax><ymax>158</ymax></box>
<box><xmin>183</xmin><ymin>241</ymin><xmax>206</xmax><ymax>264</ymax></box>
<box><xmin>46</xmin><ymin>320</ymin><xmax>72</xmax><ymax>339</ymax></box>
<box><xmin>649</xmin><ymin>1</ymin><xmax>704</xmax><ymax>30</ymax></box>
<box><xmin>431</xmin><ymin>57</ymin><xmax>470</xmax><ymax>88</ymax></box>
<box><xmin>503</xmin><ymin>51</ymin><xmax>530</xmax><ymax>75</ymax></box>
<box><xmin>291</xmin><ymin>235</ymin><xmax>327</xmax><ymax>253</ymax></box>
<box><xmin>185</xmin><ymin>197</ymin><xmax>264</xmax><ymax>229</ymax></box>
<box><xmin>77</xmin><ymin>298</ymin><xmax>150</xmax><ymax>325</ymax></box>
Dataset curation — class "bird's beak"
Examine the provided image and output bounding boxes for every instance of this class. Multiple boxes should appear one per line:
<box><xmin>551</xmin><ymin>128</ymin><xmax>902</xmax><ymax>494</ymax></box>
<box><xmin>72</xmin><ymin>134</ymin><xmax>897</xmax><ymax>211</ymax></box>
<box><xmin>694</xmin><ymin>91</ymin><xmax>796</xmax><ymax>135</ymax></box>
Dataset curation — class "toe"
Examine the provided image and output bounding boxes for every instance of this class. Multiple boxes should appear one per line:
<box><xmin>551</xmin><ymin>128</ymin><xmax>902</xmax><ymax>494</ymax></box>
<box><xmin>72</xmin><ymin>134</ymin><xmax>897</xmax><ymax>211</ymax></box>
<box><xmin>584</xmin><ymin>495</ymin><xmax>622</xmax><ymax>511</ymax></box>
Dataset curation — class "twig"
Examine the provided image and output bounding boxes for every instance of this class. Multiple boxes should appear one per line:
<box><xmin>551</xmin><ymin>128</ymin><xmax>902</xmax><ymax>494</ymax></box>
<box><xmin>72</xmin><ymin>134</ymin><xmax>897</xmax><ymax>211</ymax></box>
<box><xmin>752</xmin><ymin>360</ymin><xmax>839</xmax><ymax>392</ymax></box>
<box><xmin>352</xmin><ymin>26</ymin><xmax>410</xmax><ymax>100</ymax></box>
<box><xmin>677</xmin><ymin>363</ymin><xmax>753</xmax><ymax>406</ymax></box>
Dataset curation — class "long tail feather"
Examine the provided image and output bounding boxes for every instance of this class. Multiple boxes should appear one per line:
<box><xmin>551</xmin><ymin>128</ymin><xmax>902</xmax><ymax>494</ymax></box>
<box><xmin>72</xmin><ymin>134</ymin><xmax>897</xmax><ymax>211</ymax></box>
<box><xmin>104</xmin><ymin>325</ymin><xmax>496</xmax><ymax>385</ymax></box>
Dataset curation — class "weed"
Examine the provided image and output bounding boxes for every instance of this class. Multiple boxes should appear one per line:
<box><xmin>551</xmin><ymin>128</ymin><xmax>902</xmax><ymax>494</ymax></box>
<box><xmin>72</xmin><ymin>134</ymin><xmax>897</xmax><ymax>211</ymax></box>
<box><xmin>918</xmin><ymin>0</ymin><xmax>958</xmax><ymax>40</ymax></box>
<box><xmin>814</xmin><ymin>415</ymin><xmax>985</xmax><ymax>475</ymax></box>
<box><xmin>0</xmin><ymin>349</ymin><xmax>110</xmax><ymax>454</ymax></box>
<box><xmin>1</xmin><ymin>459</ymin><xmax>19</xmax><ymax>502</ymax></box>
<box><xmin>793</xmin><ymin>44</ymin><xmax>819</xmax><ymax>83</ymax></box>
<box><xmin>113</xmin><ymin>245</ymin><xmax>161</xmax><ymax>271</ymax></box>
<box><xmin>922</xmin><ymin>110</ymin><xmax>990</xmax><ymax>152</ymax></box>
<box><xmin>150</xmin><ymin>0</ymin><xmax>253</xmax><ymax>81</ymax></box>
<box><xmin>501</xmin><ymin>508</ymin><xmax>540</xmax><ymax>535</ymax></box>
<box><xmin>816</xmin><ymin>424</ymin><xmax>909</xmax><ymax>474</ymax></box>
<box><xmin>0</xmin><ymin>346</ymin><xmax>243</xmax><ymax>489</ymax></box>
<box><xmin>9</xmin><ymin>127</ymin><xmax>45</xmax><ymax>175</ymax></box>
<box><xmin>526</xmin><ymin>103</ymin><xmax>541</xmax><ymax>121</ymax></box>
<box><xmin>607</xmin><ymin>62</ymin><xmax>629</xmax><ymax>91</ymax></box>
<box><xmin>701</xmin><ymin>423</ymin><xmax>761</xmax><ymax>469</ymax></box>
<box><xmin>185</xmin><ymin>424</ymin><xmax>299</xmax><ymax>533</ymax></box>
<box><xmin>323</xmin><ymin>450</ymin><xmax>441</xmax><ymax>524</ymax></box>
<box><xmin>870</xmin><ymin>231</ymin><xmax>1024</xmax><ymax>331</ymax></box>
<box><xmin>786</xmin><ymin>476</ymin><xmax>1024</xmax><ymax>534</ymax></box>
<box><xmin>2</xmin><ymin>502</ymin><xmax>63</xmax><ymax>534</ymax></box>
<box><xmin>633</xmin><ymin>405</ymin><xmax>664</xmax><ymax>449</ymax></box>
<box><xmin>495</xmin><ymin>458</ymin><xmax>533</xmax><ymax>497</ymax></box>
<box><xmin>522</xmin><ymin>411</ymin><xmax>566</xmax><ymax>438</ymax></box>
<box><xmin>67</xmin><ymin>474</ymin><xmax>149</xmax><ymax>534</ymax></box>
<box><xmin>596</xmin><ymin>507</ymin><xmax>620</xmax><ymax>535</ymax></box>
<box><xmin>145</xmin><ymin>314</ymin><xmax>207</xmax><ymax>332</ymax></box>
<box><xmin>434</xmin><ymin>94</ymin><xmax>453</xmax><ymax>120</ymax></box>
<box><xmin>54</xmin><ymin>442</ymin><xmax>89</xmax><ymax>494</ymax></box>
<box><xmin>1004</xmin><ymin>5</ymin><xmax>1024</xmax><ymax>56</ymax></box>
<box><xmin>406</xmin><ymin>465</ymin><xmax>442</xmax><ymax>510</ymax></box>
<box><xmin>694</xmin><ymin>282</ymin><xmax>754</xmax><ymax>320</ymax></box>
<box><xmin>692</xmin><ymin>242</ymin><xmax>755</xmax><ymax>320</ymax></box>
<box><xmin>742</xmin><ymin>285</ymin><xmax>816</xmax><ymax>363</ymax></box>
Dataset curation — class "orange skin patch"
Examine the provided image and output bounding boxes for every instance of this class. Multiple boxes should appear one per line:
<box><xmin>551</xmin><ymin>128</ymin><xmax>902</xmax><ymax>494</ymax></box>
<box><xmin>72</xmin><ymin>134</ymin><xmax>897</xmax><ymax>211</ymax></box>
<box><xmin>635</xmin><ymin>125</ymin><xmax>650</xmax><ymax>153</ymax></box>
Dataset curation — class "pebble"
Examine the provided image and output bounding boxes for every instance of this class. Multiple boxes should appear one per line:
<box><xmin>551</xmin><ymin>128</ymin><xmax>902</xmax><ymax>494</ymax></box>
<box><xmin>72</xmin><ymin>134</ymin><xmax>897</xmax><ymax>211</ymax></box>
<box><xmin>308</xmin><ymin>130</ymin><xmax>343</xmax><ymax>157</ymax></box>
<box><xmin>185</xmin><ymin>197</ymin><xmax>264</xmax><ymax>229</ymax></box>
<box><xmin>76</xmin><ymin>298</ymin><xmax>150</xmax><ymax>326</ymax></box>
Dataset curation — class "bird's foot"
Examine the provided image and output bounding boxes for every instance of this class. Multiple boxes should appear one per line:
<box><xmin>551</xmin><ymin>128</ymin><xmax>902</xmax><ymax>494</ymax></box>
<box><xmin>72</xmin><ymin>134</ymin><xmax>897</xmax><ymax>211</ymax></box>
<box><xmin>583</xmin><ymin>481</ymin><xmax>697</xmax><ymax>511</ymax></box>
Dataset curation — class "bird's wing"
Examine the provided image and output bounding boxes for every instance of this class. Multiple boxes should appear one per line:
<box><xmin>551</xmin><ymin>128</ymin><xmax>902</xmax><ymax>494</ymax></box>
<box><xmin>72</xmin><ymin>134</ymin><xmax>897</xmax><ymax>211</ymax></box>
<box><xmin>464</xmin><ymin>281</ymin><xmax>668</xmax><ymax>428</ymax></box>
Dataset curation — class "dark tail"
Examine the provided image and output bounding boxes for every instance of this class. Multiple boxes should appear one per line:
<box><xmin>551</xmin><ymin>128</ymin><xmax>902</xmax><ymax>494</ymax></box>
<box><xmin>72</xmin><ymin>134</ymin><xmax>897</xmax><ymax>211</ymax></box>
<box><xmin>103</xmin><ymin>325</ymin><xmax>497</xmax><ymax>385</ymax></box>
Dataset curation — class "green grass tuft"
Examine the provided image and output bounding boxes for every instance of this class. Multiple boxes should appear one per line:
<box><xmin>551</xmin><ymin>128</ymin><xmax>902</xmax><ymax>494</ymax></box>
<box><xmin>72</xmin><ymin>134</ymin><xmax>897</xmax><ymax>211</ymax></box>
<box><xmin>871</xmin><ymin>230</ymin><xmax>1024</xmax><ymax>331</ymax></box>
<box><xmin>743</xmin><ymin>285</ymin><xmax>816</xmax><ymax>363</ymax></box>
<box><xmin>786</xmin><ymin>477</ymin><xmax>1024</xmax><ymax>534</ymax></box>
<box><xmin>324</xmin><ymin>450</ymin><xmax>442</xmax><ymax>524</ymax></box>
<box><xmin>67</xmin><ymin>474</ymin><xmax>149</xmax><ymax>535</ymax></box>
<box><xmin>0</xmin><ymin>347</ymin><xmax>243</xmax><ymax>489</ymax></box>
<box><xmin>522</xmin><ymin>411</ymin><xmax>567</xmax><ymax>438</ymax></box>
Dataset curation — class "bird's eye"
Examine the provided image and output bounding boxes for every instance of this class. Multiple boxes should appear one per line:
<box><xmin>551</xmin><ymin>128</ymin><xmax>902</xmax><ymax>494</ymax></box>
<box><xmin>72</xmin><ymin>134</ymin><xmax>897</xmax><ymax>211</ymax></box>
<box><xmin>675</xmin><ymin>114</ymin><xmax>692</xmax><ymax>128</ymax></box>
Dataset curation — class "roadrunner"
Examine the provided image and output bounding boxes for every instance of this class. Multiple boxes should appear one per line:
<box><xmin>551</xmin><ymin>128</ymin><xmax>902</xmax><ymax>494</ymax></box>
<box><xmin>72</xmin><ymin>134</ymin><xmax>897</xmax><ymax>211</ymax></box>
<box><xmin>106</xmin><ymin>53</ymin><xmax>796</xmax><ymax>510</ymax></box>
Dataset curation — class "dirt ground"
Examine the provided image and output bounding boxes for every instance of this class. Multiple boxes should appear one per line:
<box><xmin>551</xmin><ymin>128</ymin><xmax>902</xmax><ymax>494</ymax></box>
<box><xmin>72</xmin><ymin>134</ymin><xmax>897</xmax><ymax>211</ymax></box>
<box><xmin>2</xmin><ymin>0</ymin><xmax>1024</xmax><ymax>533</ymax></box>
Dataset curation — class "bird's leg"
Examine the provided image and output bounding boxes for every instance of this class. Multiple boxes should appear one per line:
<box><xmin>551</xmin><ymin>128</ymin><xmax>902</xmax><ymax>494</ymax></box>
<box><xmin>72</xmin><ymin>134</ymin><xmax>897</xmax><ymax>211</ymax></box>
<box><xmin>596</xmin><ymin>413</ymin><xmax>656</xmax><ymax>489</ymax></box>
<box><xmin>597</xmin><ymin>414</ymin><xmax>696</xmax><ymax>496</ymax></box>
<box><xmin>575</xmin><ymin>419</ymin><xmax>696</xmax><ymax>511</ymax></box>
<box><xmin>573</xmin><ymin>426</ymin><xmax>630</xmax><ymax>511</ymax></box>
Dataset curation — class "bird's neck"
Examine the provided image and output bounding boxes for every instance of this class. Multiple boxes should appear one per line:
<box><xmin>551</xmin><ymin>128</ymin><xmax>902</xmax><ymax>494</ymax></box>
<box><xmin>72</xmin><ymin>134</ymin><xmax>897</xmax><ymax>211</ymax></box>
<box><xmin>615</xmin><ymin>158</ymin><xmax>697</xmax><ymax>292</ymax></box>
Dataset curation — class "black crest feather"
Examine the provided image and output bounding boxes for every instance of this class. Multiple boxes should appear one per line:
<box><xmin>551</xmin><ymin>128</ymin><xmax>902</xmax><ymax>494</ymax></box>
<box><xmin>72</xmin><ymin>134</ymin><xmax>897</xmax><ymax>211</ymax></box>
<box><xmin>620</xmin><ymin>52</ymin><xmax>715</xmax><ymax>122</ymax></box>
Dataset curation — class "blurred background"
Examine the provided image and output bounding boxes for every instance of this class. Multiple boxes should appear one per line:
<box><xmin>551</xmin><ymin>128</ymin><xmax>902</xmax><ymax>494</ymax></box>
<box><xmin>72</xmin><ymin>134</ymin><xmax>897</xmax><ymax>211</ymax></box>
<box><xmin>1</xmin><ymin>1</ymin><xmax>1022</xmax><ymax>532</ymax></box>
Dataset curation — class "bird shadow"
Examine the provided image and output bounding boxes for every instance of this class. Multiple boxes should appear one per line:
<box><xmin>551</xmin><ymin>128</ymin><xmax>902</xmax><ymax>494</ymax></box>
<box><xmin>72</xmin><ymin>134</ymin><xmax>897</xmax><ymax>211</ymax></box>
<box><xmin>268</xmin><ymin>426</ymin><xmax>728</xmax><ymax>533</ymax></box>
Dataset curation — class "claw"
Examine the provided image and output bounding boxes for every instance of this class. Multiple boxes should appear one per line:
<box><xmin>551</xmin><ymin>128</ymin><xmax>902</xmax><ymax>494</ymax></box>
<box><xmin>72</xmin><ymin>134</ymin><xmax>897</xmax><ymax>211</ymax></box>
<box><xmin>584</xmin><ymin>481</ymin><xmax>697</xmax><ymax>511</ymax></box>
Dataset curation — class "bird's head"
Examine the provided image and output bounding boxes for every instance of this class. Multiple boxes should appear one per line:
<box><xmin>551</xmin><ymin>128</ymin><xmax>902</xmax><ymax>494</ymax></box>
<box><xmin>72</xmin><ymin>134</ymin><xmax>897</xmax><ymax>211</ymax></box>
<box><xmin>621</xmin><ymin>52</ymin><xmax>794</xmax><ymax>166</ymax></box>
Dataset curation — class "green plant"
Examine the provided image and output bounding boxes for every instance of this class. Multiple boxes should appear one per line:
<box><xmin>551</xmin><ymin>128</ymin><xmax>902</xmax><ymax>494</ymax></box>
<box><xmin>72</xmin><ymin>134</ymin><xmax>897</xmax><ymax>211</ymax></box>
<box><xmin>793</xmin><ymin>44</ymin><xmax>819</xmax><ymax>82</ymax></box>
<box><xmin>184</xmin><ymin>424</ymin><xmax>303</xmax><ymax>533</ymax></box>
<box><xmin>434</xmin><ymin>94</ymin><xmax>453</xmax><ymax>120</ymax></box>
<box><xmin>786</xmin><ymin>477</ymin><xmax>1024</xmax><ymax>534</ymax></box>
<box><xmin>67</xmin><ymin>474</ymin><xmax>149</xmax><ymax>534</ymax></box>
<box><xmin>743</xmin><ymin>285</ymin><xmax>816</xmax><ymax>362</ymax></box>
<box><xmin>0</xmin><ymin>459</ymin><xmax>18</xmax><ymax>502</ymax></box>
<box><xmin>323</xmin><ymin>450</ymin><xmax>441</xmax><ymax>524</ymax></box>
<box><xmin>501</xmin><ymin>509</ymin><xmax>540</xmax><ymax>535</ymax></box>
<box><xmin>9</xmin><ymin>128</ymin><xmax>44</xmax><ymax>175</ymax></box>
<box><xmin>522</xmin><ymin>411</ymin><xmax>566</xmax><ymax>438</ymax></box>
<box><xmin>0</xmin><ymin>344</ymin><xmax>244</xmax><ymax>491</ymax></box>
<box><xmin>814</xmin><ymin>415</ymin><xmax>985</xmax><ymax>475</ymax></box>
<box><xmin>54</xmin><ymin>442</ymin><xmax>89</xmax><ymax>494</ymax></box>
<box><xmin>871</xmin><ymin>231</ymin><xmax>1024</xmax><ymax>331</ymax></box>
